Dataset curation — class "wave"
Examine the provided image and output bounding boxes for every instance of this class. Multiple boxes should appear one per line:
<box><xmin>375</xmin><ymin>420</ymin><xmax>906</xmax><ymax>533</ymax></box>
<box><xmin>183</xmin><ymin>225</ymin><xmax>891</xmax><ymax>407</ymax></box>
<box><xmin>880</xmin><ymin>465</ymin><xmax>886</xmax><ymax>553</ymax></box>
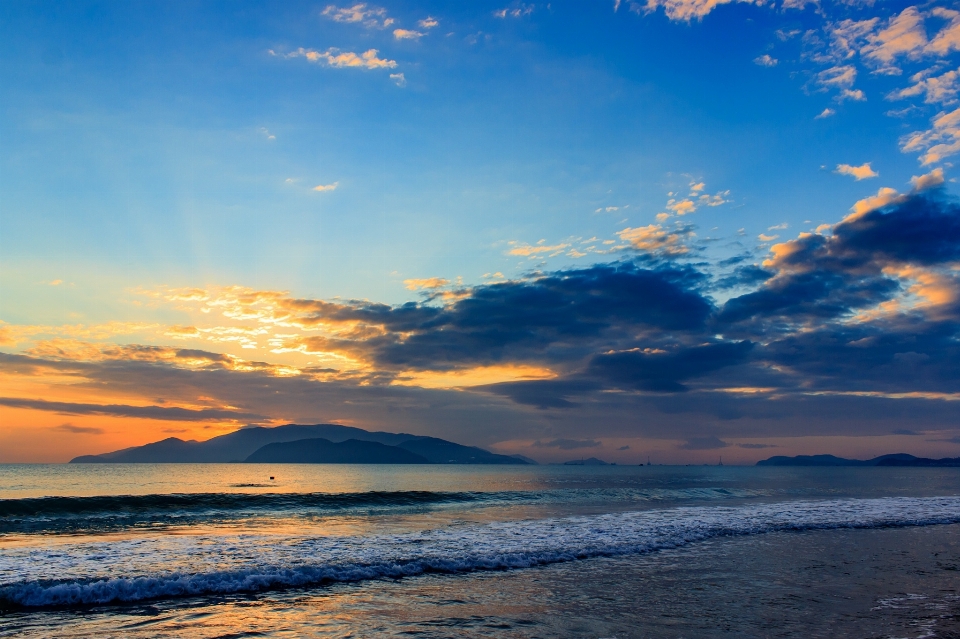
<box><xmin>0</xmin><ymin>490</ymin><xmax>492</xmax><ymax>534</ymax></box>
<box><xmin>2</xmin><ymin>496</ymin><xmax>959</xmax><ymax>608</ymax></box>
<box><xmin>0</xmin><ymin>487</ymin><xmax>767</xmax><ymax>534</ymax></box>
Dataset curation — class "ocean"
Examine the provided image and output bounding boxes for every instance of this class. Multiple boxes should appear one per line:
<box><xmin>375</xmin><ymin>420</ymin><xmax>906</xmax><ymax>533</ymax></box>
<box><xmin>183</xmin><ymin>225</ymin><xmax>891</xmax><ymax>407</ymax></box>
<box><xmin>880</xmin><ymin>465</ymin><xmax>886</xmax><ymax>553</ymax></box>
<box><xmin>1</xmin><ymin>463</ymin><xmax>959</xmax><ymax>637</ymax></box>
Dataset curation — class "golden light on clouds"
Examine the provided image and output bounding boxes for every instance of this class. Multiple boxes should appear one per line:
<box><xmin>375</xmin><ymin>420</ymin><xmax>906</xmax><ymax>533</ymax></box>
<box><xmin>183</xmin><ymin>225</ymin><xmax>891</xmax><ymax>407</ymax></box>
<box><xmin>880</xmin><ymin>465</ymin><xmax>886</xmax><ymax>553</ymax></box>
<box><xmin>392</xmin><ymin>364</ymin><xmax>557</xmax><ymax>389</ymax></box>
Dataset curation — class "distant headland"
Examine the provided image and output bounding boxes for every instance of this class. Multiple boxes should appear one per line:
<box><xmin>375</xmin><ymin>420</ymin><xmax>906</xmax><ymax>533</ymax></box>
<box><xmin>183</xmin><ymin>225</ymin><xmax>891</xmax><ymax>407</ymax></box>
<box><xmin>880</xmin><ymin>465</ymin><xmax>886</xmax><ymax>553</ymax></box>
<box><xmin>756</xmin><ymin>454</ymin><xmax>960</xmax><ymax>467</ymax></box>
<box><xmin>70</xmin><ymin>424</ymin><xmax>534</xmax><ymax>465</ymax></box>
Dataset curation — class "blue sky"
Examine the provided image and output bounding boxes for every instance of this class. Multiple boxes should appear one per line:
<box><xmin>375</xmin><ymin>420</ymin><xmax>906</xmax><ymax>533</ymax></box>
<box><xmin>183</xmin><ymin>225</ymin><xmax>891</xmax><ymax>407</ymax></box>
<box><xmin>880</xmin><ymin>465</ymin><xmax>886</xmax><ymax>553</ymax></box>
<box><xmin>2</xmin><ymin>0</ymin><xmax>960</xmax><ymax>462</ymax></box>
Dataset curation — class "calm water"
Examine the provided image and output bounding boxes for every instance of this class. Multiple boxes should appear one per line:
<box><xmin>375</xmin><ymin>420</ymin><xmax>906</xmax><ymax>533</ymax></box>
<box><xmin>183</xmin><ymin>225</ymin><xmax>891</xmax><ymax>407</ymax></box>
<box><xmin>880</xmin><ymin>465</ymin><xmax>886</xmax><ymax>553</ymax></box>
<box><xmin>2</xmin><ymin>464</ymin><xmax>960</xmax><ymax>637</ymax></box>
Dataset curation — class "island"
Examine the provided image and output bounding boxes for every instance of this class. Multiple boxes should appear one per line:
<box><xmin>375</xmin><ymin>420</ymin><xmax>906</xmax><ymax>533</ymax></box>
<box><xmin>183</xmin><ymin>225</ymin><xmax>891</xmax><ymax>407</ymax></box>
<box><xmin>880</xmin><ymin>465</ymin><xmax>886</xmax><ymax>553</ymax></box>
<box><xmin>70</xmin><ymin>423</ymin><xmax>533</xmax><ymax>464</ymax></box>
<box><xmin>756</xmin><ymin>453</ymin><xmax>960</xmax><ymax>467</ymax></box>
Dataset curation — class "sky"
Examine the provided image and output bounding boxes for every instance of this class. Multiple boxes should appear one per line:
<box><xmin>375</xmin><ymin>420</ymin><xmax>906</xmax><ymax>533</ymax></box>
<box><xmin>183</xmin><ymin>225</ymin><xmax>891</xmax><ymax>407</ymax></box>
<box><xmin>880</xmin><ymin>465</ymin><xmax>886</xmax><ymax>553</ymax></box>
<box><xmin>2</xmin><ymin>0</ymin><xmax>960</xmax><ymax>463</ymax></box>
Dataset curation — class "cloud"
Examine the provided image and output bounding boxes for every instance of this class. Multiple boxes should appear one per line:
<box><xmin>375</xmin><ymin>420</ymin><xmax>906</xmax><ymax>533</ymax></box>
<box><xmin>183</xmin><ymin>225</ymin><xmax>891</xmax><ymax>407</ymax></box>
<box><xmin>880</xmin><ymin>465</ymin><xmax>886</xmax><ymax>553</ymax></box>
<box><xmin>637</xmin><ymin>0</ymin><xmax>759</xmax><ymax>22</ymax></box>
<box><xmin>587</xmin><ymin>342</ymin><xmax>754</xmax><ymax>392</ymax></box>
<box><xmin>927</xmin><ymin>8</ymin><xmax>960</xmax><ymax>57</ymax></box>
<box><xmin>816</xmin><ymin>108</ymin><xmax>836</xmax><ymax>119</ymax></box>
<box><xmin>494</xmin><ymin>5</ymin><xmax>534</xmax><ymax>18</ymax></box>
<box><xmin>911</xmin><ymin>167</ymin><xmax>945</xmax><ymax>191</ymax></box>
<box><xmin>737</xmin><ymin>443</ymin><xmax>776</xmax><ymax>449</ymax></box>
<box><xmin>393</xmin><ymin>29</ymin><xmax>424</xmax><ymax>40</ymax></box>
<box><xmin>321</xmin><ymin>4</ymin><xmax>394</xmax><ymax>28</ymax></box>
<box><xmin>901</xmin><ymin>106</ymin><xmax>960</xmax><ymax>165</ymax></box>
<box><xmin>678</xmin><ymin>436</ymin><xmax>730</xmax><ymax>450</ymax></box>
<box><xmin>532</xmin><ymin>438</ymin><xmax>601</xmax><ymax>450</ymax></box>
<box><xmin>0</xmin><ymin>397</ymin><xmax>267</xmax><ymax>422</ymax></box>
<box><xmin>507</xmin><ymin>242</ymin><xmax>570</xmax><ymax>257</ymax></box>
<box><xmin>53</xmin><ymin>423</ymin><xmax>105</xmax><ymax>435</ymax></box>
<box><xmin>7</xmin><ymin>181</ymin><xmax>960</xmax><ymax>455</ymax></box>
<box><xmin>617</xmin><ymin>445</ymin><xmax>630</xmax><ymax>450</ymax></box>
<box><xmin>817</xmin><ymin>65</ymin><xmax>865</xmax><ymax>101</ymax></box>
<box><xmin>667</xmin><ymin>199</ymin><xmax>696</xmax><ymax>215</ymax></box>
<box><xmin>404</xmin><ymin>277</ymin><xmax>450</xmax><ymax>291</ymax></box>
<box><xmin>279</xmin><ymin>48</ymin><xmax>397</xmax><ymax>70</ymax></box>
<box><xmin>418</xmin><ymin>17</ymin><xmax>439</xmax><ymax>29</ymax></box>
<box><xmin>859</xmin><ymin>7</ymin><xmax>927</xmax><ymax>74</ymax></box>
<box><xmin>892</xmin><ymin>67</ymin><xmax>960</xmax><ymax>106</ymax></box>
<box><xmin>754</xmin><ymin>54</ymin><xmax>778</xmax><ymax>67</ymax></box>
<box><xmin>617</xmin><ymin>225</ymin><xmax>690</xmax><ymax>254</ymax></box>
<box><xmin>314</xmin><ymin>182</ymin><xmax>339</xmax><ymax>192</ymax></box>
<box><xmin>48</xmin><ymin>279</ymin><xmax>62</xmax><ymax>286</ymax></box>
<box><xmin>719</xmin><ymin>189</ymin><xmax>960</xmax><ymax>328</ymax></box>
<box><xmin>390</xmin><ymin>73</ymin><xmax>407</xmax><ymax>87</ymax></box>
<box><xmin>836</xmin><ymin>162</ymin><xmax>879</xmax><ymax>180</ymax></box>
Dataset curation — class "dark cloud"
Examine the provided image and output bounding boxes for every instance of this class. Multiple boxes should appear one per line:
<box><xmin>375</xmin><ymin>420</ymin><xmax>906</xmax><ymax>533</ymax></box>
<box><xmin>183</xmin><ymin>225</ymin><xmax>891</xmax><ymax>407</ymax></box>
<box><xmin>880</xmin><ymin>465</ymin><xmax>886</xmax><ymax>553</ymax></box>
<box><xmin>0</xmin><ymin>397</ymin><xmax>267</xmax><ymax>422</ymax></box>
<box><xmin>678</xmin><ymin>436</ymin><xmax>730</xmax><ymax>450</ymax></box>
<box><xmin>737</xmin><ymin>443</ymin><xmax>776</xmax><ymax>449</ymax></box>
<box><xmin>366</xmin><ymin>261</ymin><xmax>714</xmax><ymax>369</ymax></box>
<box><xmin>927</xmin><ymin>436</ymin><xmax>960</xmax><ymax>444</ymax></box>
<box><xmin>617</xmin><ymin>445</ymin><xmax>630</xmax><ymax>450</ymax></box>
<box><xmin>713</xmin><ymin>265</ymin><xmax>773</xmax><ymax>290</ymax></box>
<box><xmin>718</xmin><ymin>193</ymin><xmax>960</xmax><ymax>330</ymax></box>
<box><xmin>586</xmin><ymin>341</ymin><xmax>754</xmax><ymax>392</ymax></box>
<box><xmin>4</xmin><ymin>192</ymin><xmax>960</xmax><ymax>457</ymax></box>
<box><xmin>834</xmin><ymin>194</ymin><xmax>960</xmax><ymax>266</ymax></box>
<box><xmin>533</xmin><ymin>438</ymin><xmax>602</xmax><ymax>450</ymax></box>
<box><xmin>52</xmin><ymin>423</ymin><xmax>105</xmax><ymax>435</ymax></box>
<box><xmin>892</xmin><ymin>429</ymin><xmax>920</xmax><ymax>435</ymax></box>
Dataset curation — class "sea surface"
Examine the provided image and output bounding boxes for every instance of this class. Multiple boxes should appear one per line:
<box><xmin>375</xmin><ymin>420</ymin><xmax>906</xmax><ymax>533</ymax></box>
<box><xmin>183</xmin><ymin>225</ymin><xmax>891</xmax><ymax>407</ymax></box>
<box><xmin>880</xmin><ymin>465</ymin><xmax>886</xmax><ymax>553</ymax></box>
<box><xmin>2</xmin><ymin>463</ymin><xmax>960</xmax><ymax>637</ymax></box>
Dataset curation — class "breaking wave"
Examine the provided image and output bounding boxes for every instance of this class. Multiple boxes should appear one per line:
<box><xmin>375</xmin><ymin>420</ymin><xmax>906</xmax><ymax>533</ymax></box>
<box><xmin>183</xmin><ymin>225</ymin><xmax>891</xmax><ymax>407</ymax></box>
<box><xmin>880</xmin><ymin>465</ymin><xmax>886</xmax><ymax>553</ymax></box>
<box><xmin>3</xmin><ymin>496</ymin><xmax>959</xmax><ymax>608</ymax></box>
<box><xmin>0</xmin><ymin>487</ymin><xmax>769</xmax><ymax>534</ymax></box>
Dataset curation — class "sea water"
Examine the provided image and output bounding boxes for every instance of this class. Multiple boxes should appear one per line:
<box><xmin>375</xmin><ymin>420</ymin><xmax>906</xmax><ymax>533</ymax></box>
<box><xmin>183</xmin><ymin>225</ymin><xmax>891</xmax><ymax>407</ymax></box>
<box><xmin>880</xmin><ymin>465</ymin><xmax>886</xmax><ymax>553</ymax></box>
<box><xmin>2</xmin><ymin>464</ymin><xmax>959</xmax><ymax>637</ymax></box>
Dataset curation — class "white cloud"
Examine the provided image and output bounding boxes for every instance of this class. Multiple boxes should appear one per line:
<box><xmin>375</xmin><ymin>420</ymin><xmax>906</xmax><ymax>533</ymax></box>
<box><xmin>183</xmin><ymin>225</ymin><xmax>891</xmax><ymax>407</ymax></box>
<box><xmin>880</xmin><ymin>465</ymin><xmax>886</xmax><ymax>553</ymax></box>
<box><xmin>617</xmin><ymin>224</ymin><xmax>690</xmax><ymax>254</ymax></box>
<box><xmin>313</xmin><ymin>182</ymin><xmax>339</xmax><ymax>192</ymax></box>
<box><xmin>322</xmin><ymin>3</ymin><xmax>394</xmax><ymax>28</ymax></box>
<box><xmin>818</xmin><ymin>64</ymin><xmax>858</xmax><ymax>89</ymax></box>
<box><xmin>394</xmin><ymin>28</ymin><xmax>424</xmax><ymax>40</ymax></box>
<box><xmin>835</xmin><ymin>162</ymin><xmax>879</xmax><ymax>180</ymax></box>
<box><xmin>781</xmin><ymin>0</ymin><xmax>817</xmax><ymax>10</ymax></box>
<box><xmin>418</xmin><ymin>17</ymin><xmax>439</xmax><ymax>28</ymax></box>
<box><xmin>815</xmin><ymin>107</ymin><xmax>836</xmax><ymax>119</ymax></box>
<box><xmin>860</xmin><ymin>7</ymin><xmax>928</xmax><ymax>73</ymax></box>
<box><xmin>404</xmin><ymin>277</ymin><xmax>449</xmax><ymax>291</ymax></box>
<box><xmin>754</xmin><ymin>54</ymin><xmax>778</xmax><ymax>67</ymax></box>
<box><xmin>901</xmin><ymin>106</ymin><xmax>960</xmax><ymax>165</ymax></box>
<box><xmin>279</xmin><ymin>48</ymin><xmax>397</xmax><ymax>70</ymax></box>
<box><xmin>911</xmin><ymin>167</ymin><xmax>945</xmax><ymax>191</ymax></box>
<box><xmin>667</xmin><ymin>198</ymin><xmax>696</xmax><ymax>215</ymax></box>
<box><xmin>494</xmin><ymin>5</ymin><xmax>534</xmax><ymax>18</ymax></box>
<box><xmin>390</xmin><ymin>72</ymin><xmax>407</xmax><ymax>87</ymax></box>
<box><xmin>699</xmin><ymin>191</ymin><xmax>730</xmax><ymax>206</ymax></box>
<box><xmin>839</xmin><ymin>88</ymin><xmax>866</xmax><ymax>102</ymax></box>
<box><xmin>507</xmin><ymin>242</ymin><xmax>570</xmax><ymax>257</ymax></box>
<box><xmin>926</xmin><ymin>8</ymin><xmax>960</xmax><ymax>57</ymax></box>
<box><xmin>893</xmin><ymin>67</ymin><xmax>960</xmax><ymax>105</ymax></box>
<box><xmin>637</xmin><ymin>0</ymin><xmax>760</xmax><ymax>22</ymax></box>
<box><xmin>846</xmin><ymin>186</ymin><xmax>903</xmax><ymax>221</ymax></box>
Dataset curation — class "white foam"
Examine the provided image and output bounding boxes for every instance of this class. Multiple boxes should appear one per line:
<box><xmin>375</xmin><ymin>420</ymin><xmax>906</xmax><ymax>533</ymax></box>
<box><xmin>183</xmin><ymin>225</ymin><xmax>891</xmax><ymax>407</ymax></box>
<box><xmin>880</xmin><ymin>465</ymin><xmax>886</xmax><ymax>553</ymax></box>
<box><xmin>3</xmin><ymin>496</ymin><xmax>959</xmax><ymax>607</ymax></box>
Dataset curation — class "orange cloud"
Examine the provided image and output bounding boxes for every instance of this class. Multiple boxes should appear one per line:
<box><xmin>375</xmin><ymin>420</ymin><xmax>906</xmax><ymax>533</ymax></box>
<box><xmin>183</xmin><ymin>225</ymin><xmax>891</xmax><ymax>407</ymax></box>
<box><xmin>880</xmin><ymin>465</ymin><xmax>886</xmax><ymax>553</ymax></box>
<box><xmin>617</xmin><ymin>225</ymin><xmax>689</xmax><ymax>254</ymax></box>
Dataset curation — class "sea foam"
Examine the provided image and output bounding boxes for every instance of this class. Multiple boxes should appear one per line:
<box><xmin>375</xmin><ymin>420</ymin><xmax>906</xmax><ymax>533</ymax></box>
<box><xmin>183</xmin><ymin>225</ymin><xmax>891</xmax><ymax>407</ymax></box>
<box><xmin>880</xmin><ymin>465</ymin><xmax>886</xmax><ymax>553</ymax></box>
<box><xmin>2</xmin><ymin>496</ymin><xmax>959</xmax><ymax>608</ymax></box>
